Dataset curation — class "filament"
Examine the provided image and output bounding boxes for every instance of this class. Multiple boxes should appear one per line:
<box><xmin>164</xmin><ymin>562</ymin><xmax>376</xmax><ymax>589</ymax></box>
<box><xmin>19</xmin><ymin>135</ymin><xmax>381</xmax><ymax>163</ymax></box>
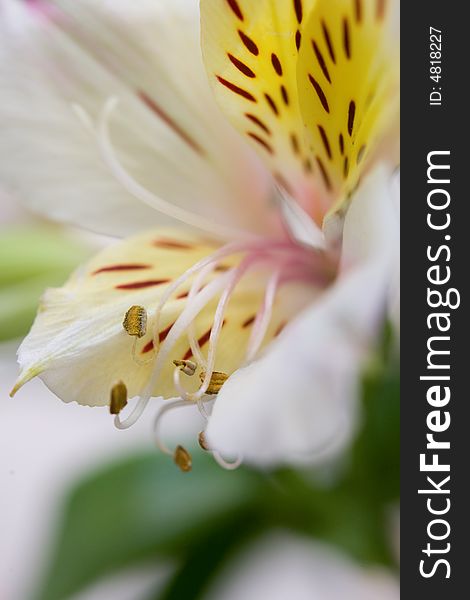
<box><xmin>245</xmin><ymin>268</ymin><xmax>281</xmax><ymax>363</ymax></box>
<box><xmin>97</xmin><ymin>97</ymin><xmax>249</xmax><ymax>241</ymax></box>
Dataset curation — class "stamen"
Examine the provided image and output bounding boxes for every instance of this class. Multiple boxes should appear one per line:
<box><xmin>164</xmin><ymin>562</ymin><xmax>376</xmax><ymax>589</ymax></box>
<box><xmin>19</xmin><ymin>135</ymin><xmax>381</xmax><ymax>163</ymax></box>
<box><xmin>174</xmin><ymin>445</ymin><xmax>192</xmax><ymax>472</ymax></box>
<box><xmin>184</xmin><ymin>263</ymin><xmax>217</xmax><ymax>368</ymax></box>
<box><xmin>109</xmin><ymin>381</ymin><xmax>128</xmax><ymax>415</ymax></box>
<box><xmin>194</xmin><ymin>256</ymin><xmax>260</xmax><ymax>401</ymax></box>
<box><xmin>123</xmin><ymin>305</ymin><xmax>147</xmax><ymax>338</ymax></box>
<box><xmin>245</xmin><ymin>269</ymin><xmax>281</xmax><ymax>362</ymax></box>
<box><xmin>173</xmin><ymin>359</ymin><xmax>197</xmax><ymax>376</ymax></box>
<box><xmin>114</xmin><ymin>395</ymin><xmax>149</xmax><ymax>429</ymax></box>
<box><xmin>198</xmin><ymin>431</ymin><xmax>210</xmax><ymax>451</ymax></box>
<box><xmin>197</xmin><ymin>398</ymin><xmax>212</xmax><ymax>420</ymax></box>
<box><xmin>213</xmin><ymin>451</ymin><xmax>243</xmax><ymax>470</ymax></box>
<box><xmin>199</xmin><ymin>371</ymin><xmax>228</xmax><ymax>395</ymax></box>
<box><xmin>152</xmin><ymin>398</ymin><xmax>192</xmax><ymax>455</ymax></box>
<box><xmin>142</xmin><ymin>272</ymin><xmax>234</xmax><ymax>406</ymax></box>
<box><xmin>111</xmin><ymin>232</ymin><xmax>324</xmax><ymax>457</ymax></box>
<box><xmin>116</xmin><ymin>274</ymin><xmax>231</xmax><ymax>429</ymax></box>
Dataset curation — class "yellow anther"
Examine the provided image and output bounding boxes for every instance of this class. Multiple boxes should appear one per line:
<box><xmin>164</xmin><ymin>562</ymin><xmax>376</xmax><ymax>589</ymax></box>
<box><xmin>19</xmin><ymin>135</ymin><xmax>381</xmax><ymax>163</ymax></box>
<box><xmin>198</xmin><ymin>431</ymin><xmax>210</xmax><ymax>451</ymax></box>
<box><xmin>109</xmin><ymin>381</ymin><xmax>128</xmax><ymax>415</ymax></box>
<box><xmin>199</xmin><ymin>371</ymin><xmax>229</xmax><ymax>395</ymax></box>
<box><xmin>123</xmin><ymin>305</ymin><xmax>147</xmax><ymax>338</ymax></box>
<box><xmin>173</xmin><ymin>359</ymin><xmax>197</xmax><ymax>376</ymax></box>
<box><xmin>174</xmin><ymin>445</ymin><xmax>192</xmax><ymax>472</ymax></box>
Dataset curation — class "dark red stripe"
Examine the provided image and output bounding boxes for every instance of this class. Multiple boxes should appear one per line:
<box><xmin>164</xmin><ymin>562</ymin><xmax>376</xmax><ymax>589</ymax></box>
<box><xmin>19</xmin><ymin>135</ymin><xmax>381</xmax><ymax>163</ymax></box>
<box><xmin>317</xmin><ymin>125</ymin><xmax>332</xmax><ymax>159</ymax></box>
<box><xmin>271</xmin><ymin>53</ymin><xmax>283</xmax><ymax>76</ymax></box>
<box><xmin>116</xmin><ymin>279</ymin><xmax>170</xmax><ymax>290</ymax></box>
<box><xmin>154</xmin><ymin>239</ymin><xmax>193</xmax><ymax>250</ymax></box>
<box><xmin>293</xmin><ymin>0</ymin><xmax>303</xmax><ymax>23</ymax></box>
<box><xmin>247</xmin><ymin>132</ymin><xmax>274</xmax><ymax>155</ymax></box>
<box><xmin>316</xmin><ymin>156</ymin><xmax>332</xmax><ymax>190</ymax></box>
<box><xmin>264</xmin><ymin>93</ymin><xmax>279</xmax><ymax>116</ymax></box>
<box><xmin>308</xmin><ymin>75</ymin><xmax>330</xmax><ymax>113</ymax></box>
<box><xmin>217</xmin><ymin>76</ymin><xmax>256</xmax><ymax>102</ymax></box>
<box><xmin>142</xmin><ymin>340</ymin><xmax>154</xmax><ymax>354</ymax></box>
<box><xmin>93</xmin><ymin>264</ymin><xmax>150</xmax><ymax>275</ymax></box>
<box><xmin>312</xmin><ymin>40</ymin><xmax>331</xmax><ymax>83</ymax></box>
<box><xmin>138</xmin><ymin>91</ymin><xmax>204</xmax><ymax>155</ymax></box>
<box><xmin>354</xmin><ymin>0</ymin><xmax>363</xmax><ymax>23</ymax></box>
<box><xmin>343</xmin><ymin>18</ymin><xmax>351</xmax><ymax>59</ymax></box>
<box><xmin>228</xmin><ymin>53</ymin><xmax>256</xmax><ymax>78</ymax></box>
<box><xmin>339</xmin><ymin>133</ymin><xmax>345</xmax><ymax>155</ymax></box>
<box><xmin>245</xmin><ymin>113</ymin><xmax>271</xmax><ymax>135</ymax></box>
<box><xmin>238</xmin><ymin>30</ymin><xmax>259</xmax><ymax>55</ymax></box>
<box><xmin>348</xmin><ymin>100</ymin><xmax>356</xmax><ymax>136</ymax></box>
<box><xmin>226</xmin><ymin>0</ymin><xmax>244</xmax><ymax>20</ymax></box>
<box><xmin>275</xmin><ymin>172</ymin><xmax>293</xmax><ymax>195</ymax></box>
<box><xmin>280</xmin><ymin>85</ymin><xmax>289</xmax><ymax>106</ymax></box>
<box><xmin>377</xmin><ymin>0</ymin><xmax>386</xmax><ymax>20</ymax></box>
<box><xmin>295</xmin><ymin>30</ymin><xmax>302</xmax><ymax>50</ymax></box>
<box><xmin>141</xmin><ymin>322</ymin><xmax>175</xmax><ymax>354</ymax></box>
<box><xmin>183</xmin><ymin>327</ymin><xmax>212</xmax><ymax>360</ymax></box>
<box><xmin>242</xmin><ymin>315</ymin><xmax>256</xmax><ymax>328</ymax></box>
<box><xmin>321</xmin><ymin>20</ymin><xmax>336</xmax><ymax>63</ymax></box>
<box><xmin>290</xmin><ymin>132</ymin><xmax>300</xmax><ymax>155</ymax></box>
<box><xmin>182</xmin><ymin>321</ymin><xmax>226</xmax><ymax>361</ymax></box>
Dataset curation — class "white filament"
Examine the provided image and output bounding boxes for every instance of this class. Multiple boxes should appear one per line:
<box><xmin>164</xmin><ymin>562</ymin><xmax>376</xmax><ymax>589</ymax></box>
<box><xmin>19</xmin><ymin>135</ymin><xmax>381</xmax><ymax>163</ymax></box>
<box><xmin>97</xmin><ymin>97</ymin><xmax>248</xmax><ymax>241</ymax></box>
<box><xmin>212</xmin><ymin>451</ymin><xmax>243</xmax><ymax>470</ymax></box>
<box><xmin>152</xmin><ymin>398</ymin><xmax>192</xmax><ymax>455</ymax></box>
<box><xmin>245</xmin><ymin>268</ymin><xmax>281</xmax><ymax>363</ymax></box>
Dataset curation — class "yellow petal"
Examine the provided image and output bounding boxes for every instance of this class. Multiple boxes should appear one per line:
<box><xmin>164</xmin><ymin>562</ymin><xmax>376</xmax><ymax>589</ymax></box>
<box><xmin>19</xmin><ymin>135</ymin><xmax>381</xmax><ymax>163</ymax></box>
<box><xmin>201</xmin><ymin>0</ymin><xmax>398</xmax><ymax>225</ymax></box>
<box><xmin>12</xmin><ymin>229</ymin><xmax>312</xmax><ymax>407</ymax></box>
<box><xmin>200</xmin><ymin>0</ymin><xmax>323</xmax><ymax>222</ymax></box>
<box><xmin>296</xmin><ymin>0</ymin><xmax>399</xmax><ymax>211</ymax></box>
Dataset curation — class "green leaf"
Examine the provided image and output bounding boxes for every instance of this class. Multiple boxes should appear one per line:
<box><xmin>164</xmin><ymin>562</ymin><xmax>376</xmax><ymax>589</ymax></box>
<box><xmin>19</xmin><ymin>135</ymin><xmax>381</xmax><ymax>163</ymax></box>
<box><xmin>36</xmin><ymin>453</ymin><xmax>262</xmax><ymax>600</ymax></box>
<box><xmin>0</xmin><ymin>226</ymin><xmax>91</xmax><ymax>340</ymax></box>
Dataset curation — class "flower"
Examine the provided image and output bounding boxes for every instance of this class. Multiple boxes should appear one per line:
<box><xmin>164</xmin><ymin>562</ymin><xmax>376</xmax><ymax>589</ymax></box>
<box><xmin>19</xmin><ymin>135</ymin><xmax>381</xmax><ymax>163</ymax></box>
<box><xmin>206</xmin><ymin>533</ymin><xmax>399</xmax><ymax>600</ymax></box>
<box><xmin>1</xmin><ymin>0</ymin><xmax>399</xmax><ymax>468</ymax></box>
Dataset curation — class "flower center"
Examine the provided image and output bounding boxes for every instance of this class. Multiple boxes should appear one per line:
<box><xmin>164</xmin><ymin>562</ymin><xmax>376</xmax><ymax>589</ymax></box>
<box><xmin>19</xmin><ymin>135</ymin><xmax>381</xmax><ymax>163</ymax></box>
<box><xmin>111</xmin><ymin>237</ymin><xmax>335</xmax><ymax>470</ymax></box>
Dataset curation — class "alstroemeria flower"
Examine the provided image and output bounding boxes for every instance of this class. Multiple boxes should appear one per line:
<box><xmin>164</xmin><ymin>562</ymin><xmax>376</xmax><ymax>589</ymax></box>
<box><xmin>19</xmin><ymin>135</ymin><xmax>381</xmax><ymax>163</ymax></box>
<box><xmin>1</xmin><ymin>0</ymin><xmax>398</xmax><ymax>468</ymax></box>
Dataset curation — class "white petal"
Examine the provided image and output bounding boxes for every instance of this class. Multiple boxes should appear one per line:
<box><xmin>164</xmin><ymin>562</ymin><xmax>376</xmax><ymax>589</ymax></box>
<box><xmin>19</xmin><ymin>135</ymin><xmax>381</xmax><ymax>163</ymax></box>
<box><xmin>0</xmin><ymin>0</ymin><xmax>277</xmax><ymax>238</ymax></box>
<box><xmin>206</xmin><ymin>166</ymin><xmax>398</xmax><ymax>465</ymax></box>
<box><xmin>206</xmin><ymin>533</ymin><xmax>399</xmax><ymax>600</ymax></box>
<box><xmin>342</xmin><ymin>164</ymin><xmax>400</xmax><ymax>335</ymax></box>
<box><xmin>12</xmin><ymin>228</ymin><xmax>311</xmax><ymax>408</ymax></box>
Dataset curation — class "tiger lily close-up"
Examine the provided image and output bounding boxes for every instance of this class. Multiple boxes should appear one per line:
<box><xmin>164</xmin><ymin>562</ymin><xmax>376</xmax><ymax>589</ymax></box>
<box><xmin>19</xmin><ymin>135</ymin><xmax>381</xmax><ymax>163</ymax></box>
<box><xmin>1</xmin><ymin>0</ymin><xmax>399</xmax><ymax>470</ymax></box>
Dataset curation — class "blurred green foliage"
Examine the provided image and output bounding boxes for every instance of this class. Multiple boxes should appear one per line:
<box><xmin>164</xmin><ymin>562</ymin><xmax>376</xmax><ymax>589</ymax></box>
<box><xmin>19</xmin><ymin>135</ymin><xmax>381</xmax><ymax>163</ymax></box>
<box><xmin>36</xmin><ymin>357</ymin><xmax>399</xmax><ymax>600</ymax></box>
<box><xmin>0</xmin><ymin>227</ymin><xmax>92</xmax><ymax>341</ymax></box>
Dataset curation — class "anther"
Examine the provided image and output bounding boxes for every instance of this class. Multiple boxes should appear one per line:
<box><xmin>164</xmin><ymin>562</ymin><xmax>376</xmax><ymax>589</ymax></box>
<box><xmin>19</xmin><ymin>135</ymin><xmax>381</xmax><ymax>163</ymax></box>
<box><xmin>199</xmin><ymin>371</ymin><xmax>229</xmax><ymax>394</ymax></box>
<box><xmin>173</xmin><ymin>359</ymin><xmax>197</xmax><ymax>376</ymax></box>
<box><xmin>110</xmin><ymin>381</ymin><xmax>128</xmax><ymax>414</ymax></box>
<box><xmin>198</xmin><ymin>431</ymin><xmax>210</xmax><ymax>451</ymax></box>
<box><xmin>174</xmin><ymin>445</ymin><xmax>192</xmax><ymax>472</ymax></box>
<box><xmin>123</xmin><ymin>305</ymin><xmax>147</xmax><ymax>338</ymax></box>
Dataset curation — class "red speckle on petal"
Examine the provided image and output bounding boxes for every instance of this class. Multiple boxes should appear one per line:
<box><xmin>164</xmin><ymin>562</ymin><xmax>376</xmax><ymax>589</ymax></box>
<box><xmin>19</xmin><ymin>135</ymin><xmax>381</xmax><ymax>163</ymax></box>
<box><xmin>116</xmin><ymin>279</ymin><xmax>170</xmax><ymax>290</ymax></box>
<box><xmin>142</xmin><ymin>340</ymin><xmax>154</xmax><ymax>354</ymax></box>
<box><xmin>93</xmin><ymin>264</ymin><xmax>151</xmax><ymax>275</ymax></box>
<box><xmin>154</xmin><ymin>239</ymin><xmax>193</xmax><ymax>250</ymax></box>
<box><xmin>141</xmin><ymin>322</ymin><xmax>175</xmax><ymax>354</ymax></box>
<box><xmin>242</xmin><ymin>315</ymin><xmax>256</xmax><ymax>328</ymax></box>
<box><xmin>182</xmin><ymin>321</ymin><xmax>226</xmax><ymax>360</ymax></box>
